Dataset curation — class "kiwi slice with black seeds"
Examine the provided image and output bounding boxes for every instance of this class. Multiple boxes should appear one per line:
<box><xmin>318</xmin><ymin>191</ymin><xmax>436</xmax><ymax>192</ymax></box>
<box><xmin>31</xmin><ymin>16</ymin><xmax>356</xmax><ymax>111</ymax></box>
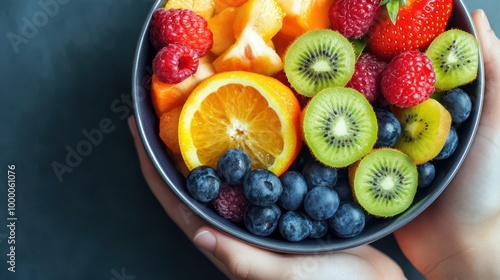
<box><xmin>302</xmin><ymin>87</ymin><xmax>377</xmax><ymax>168</ymax></box>
<box><xmin>284</xmin><ymin>29</ymin><xmax>355</xmax><ymax>97</ymax></box>
<box><xmin>391</xmin><ymin>98</ymin><xmax>452</xmax><ymax>164</ymax></box>
<box><xmin>425</xmin><ymin>29</ymin><xmax>479</xmax><ymax>91</ymax></box>
<box><xmin>349</xmin><ymin>148</ymin><xmax>418</xmax><ymax>218</ymax></box>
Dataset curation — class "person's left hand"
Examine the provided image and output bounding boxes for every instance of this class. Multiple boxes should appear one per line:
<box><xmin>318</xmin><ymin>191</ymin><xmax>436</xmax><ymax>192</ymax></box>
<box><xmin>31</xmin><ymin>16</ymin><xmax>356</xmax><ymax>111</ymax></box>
<box><xmin>128</xmin><ymin>116</ymin><xmax>406</xmax><ymax>280</ymax></box>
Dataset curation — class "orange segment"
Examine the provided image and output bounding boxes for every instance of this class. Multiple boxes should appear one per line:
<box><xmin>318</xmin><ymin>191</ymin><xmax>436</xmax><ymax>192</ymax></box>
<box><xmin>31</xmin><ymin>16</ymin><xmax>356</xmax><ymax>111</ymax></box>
<box><xmin>178</xmin><ymin>71</ymin><xmax>301</xmax><ymax>176</ymax></box>
<box><xmin>233</xmin><ymin>0</ymin><xmax>285</xmax><ymax>42</ymax></box>
<box><xmin>208</xmin><ymin>7</ymin><xmax>237</xmax><ymax>56</ymax></box>
<box><xmin>151</xmin><ymin>55</ymin><xmax>215</xmax><ymax>117</ymax></box>
<box><xmin>165</xmin><ymin>0</ymin><xmax>215</xmax><ymax>20</ymax></box>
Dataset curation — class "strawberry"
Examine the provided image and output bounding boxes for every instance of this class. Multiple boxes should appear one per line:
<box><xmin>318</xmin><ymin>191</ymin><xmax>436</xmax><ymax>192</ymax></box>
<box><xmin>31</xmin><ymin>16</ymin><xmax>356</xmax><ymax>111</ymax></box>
<box><xmin>380</xmin><ymin>50</ymin><xmax>436</xmax><ymax>108</ymax></box>
<box><xmin>328</xmin><ymin>0</ymin><xmax>381</xmax><ymax>39</ymax></box>
<box><xmin>368</xmin><ymin>0</ymin><xmax>453</xmax><ymax>60</ymax></box>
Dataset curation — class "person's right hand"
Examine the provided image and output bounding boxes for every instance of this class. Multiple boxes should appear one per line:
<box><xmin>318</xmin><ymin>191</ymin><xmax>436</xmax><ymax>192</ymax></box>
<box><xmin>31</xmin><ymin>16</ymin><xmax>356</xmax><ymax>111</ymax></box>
<box><xmin>395</xmin><ymin>9</ymin><xmax>500</xmax><ymax>279</ymax></box>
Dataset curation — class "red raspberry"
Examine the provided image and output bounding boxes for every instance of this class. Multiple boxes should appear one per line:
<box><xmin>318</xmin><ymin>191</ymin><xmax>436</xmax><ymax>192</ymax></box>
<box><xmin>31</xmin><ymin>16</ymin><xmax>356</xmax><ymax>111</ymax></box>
<box><xmin>328</xmin><ymin>0</ymin><xmax>380</xmax><ymax>38</ymax></box>
<box><xmin>153</xmin><ymin>44</ymin><xmax>199</xmax><ymax>84</ymax></box>
<box><xmin>346</xmin><ymin>53</ymin><xmax>387</xmax><ymax>103</ymax></box>
<box><xmin>149</xmin><ymin>8</ymin><xmax>213</xmax><ymax>56</ymax></box>
<box><xmin>381</xmin><ymin>51</ymin><xmax>436</xmax><ymax>108</ymax></box>
<box><xmin>211</xmin><ymin>185</ymin><xmax>249</xmax><ymax>222</ymax></box>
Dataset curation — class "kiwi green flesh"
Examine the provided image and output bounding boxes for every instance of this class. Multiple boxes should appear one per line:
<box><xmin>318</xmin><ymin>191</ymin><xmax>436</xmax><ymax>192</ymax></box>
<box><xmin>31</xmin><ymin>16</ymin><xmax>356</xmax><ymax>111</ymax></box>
<box><xmin>303</xmin><ymin>87</ymin><xmax>377</xmax><ymax>168</ymax></box>
<box><xmin>352</xmin><ymin>149</ymin><xmax>418</xmax><ymax>218</ymax></box>
<box><xmin>391</xmin><ymin>99</ymin><xmax>452</xmax><ymax>165</ymax></box>
<box><xmin>284</xmin><ymin>30</ymin><xmax>355</xmax><ymax>97</ymax></box>
<box><xmin>425</xmin><ymin>29</ymin><xmax>479</xmax><ymax>91</ymax></box>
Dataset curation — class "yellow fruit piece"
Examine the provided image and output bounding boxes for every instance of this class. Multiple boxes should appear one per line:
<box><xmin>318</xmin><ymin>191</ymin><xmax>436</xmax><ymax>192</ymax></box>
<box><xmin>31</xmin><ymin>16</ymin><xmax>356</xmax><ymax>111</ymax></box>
<box><xmin>212</xmin><ymin>29</ymin><xmax>283</xmax><ymax>76</ymax></box>
<box><xmin>165</xmin><ymin>0</ymin><xmax>215</xmax><ymax>20</ymax></box>
<box><xmin>276</xmin><ymin>0</ymin><xmax>334</xmax><ymax>36</ymax></box>
<box><xmin>214</xmin><ymin>0</ymin><xmax>248</xmax><ymax>14</ymax></box>
<box><xmin>151</xmin><ymin>55</ymin><xmax>215</xmax><ymax>117</ymax></box>
<box><xmin>233</xmin><ymin>0</ymin><xmax>285</xmax><ymax>42</ymax></box>
<box><xmin>178</xmin><ymin>71</ymin><xmax>302</xmax><ymax>176</ymax></box>
<box><xmin>208</xmin><ymin>7</ymin><xmax>237</xmax><ymax>56</ymax></box>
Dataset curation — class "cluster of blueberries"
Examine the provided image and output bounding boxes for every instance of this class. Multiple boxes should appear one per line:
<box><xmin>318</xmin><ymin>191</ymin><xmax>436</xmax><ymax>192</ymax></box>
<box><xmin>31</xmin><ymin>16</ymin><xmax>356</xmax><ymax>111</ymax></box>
<box><xmin>186</xmin><ymin>147</ymin><xmax>365</xmax><ymax>242</ymax></box>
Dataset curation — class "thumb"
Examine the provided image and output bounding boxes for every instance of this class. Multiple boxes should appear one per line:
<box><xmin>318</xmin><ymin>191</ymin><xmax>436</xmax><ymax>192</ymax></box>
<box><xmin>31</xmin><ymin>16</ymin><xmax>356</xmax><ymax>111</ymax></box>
<box><xmin>472</xmin><ymin>9</ymin><xmax>500</xmax><ymax>130</ymax></box>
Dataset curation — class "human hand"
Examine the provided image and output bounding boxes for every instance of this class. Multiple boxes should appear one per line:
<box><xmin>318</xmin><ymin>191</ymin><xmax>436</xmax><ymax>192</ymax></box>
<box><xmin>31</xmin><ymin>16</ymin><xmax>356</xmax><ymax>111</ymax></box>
<box><xmin>128</xmin><ymin>116</ymin><xmax>405</xmax><ymax>280</ymax></box>
<box><xmin>394</xmin><ymin>9</ymin><xmax>500</xmax><ymax>279</ymax></box>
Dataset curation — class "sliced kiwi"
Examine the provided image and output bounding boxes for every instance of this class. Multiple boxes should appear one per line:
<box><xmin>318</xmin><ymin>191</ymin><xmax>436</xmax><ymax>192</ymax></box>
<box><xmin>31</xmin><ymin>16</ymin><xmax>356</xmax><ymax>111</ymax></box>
<box><xmin>348</xmin><ymin>148</ymin><xmax>418</xmax><ymax>218</ymax></box>
<box><xmin>425</xmin><ymin>29</ymin><xmax>479</xmax><ymax>91</ymax></box>
<box><xmin>391</xmin><ymin>98</ymin><xmax>451</xmax><ymax>164</ymax></box>
<box><xmin>284</xmin><ymin>30</ymin><xmax>355</xmax><ymax>97</ymax></box>
<box><xmin>302</xmin><ymin>87</ymin><xmax>377</xmax><ymax>168</ymax></box>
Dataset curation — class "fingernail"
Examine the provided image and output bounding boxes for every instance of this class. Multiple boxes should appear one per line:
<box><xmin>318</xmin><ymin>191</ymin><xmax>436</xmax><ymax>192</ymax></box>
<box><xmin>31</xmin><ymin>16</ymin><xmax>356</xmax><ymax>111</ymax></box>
<box><xmin>481</xmin><ymin>10</ymin><xmax>492</xmax><ymax>31</ymax></box>
<box><xmin>194</xmin><ymin>230</ymin><xmax>216</xmax><ymax>253</ymax></box>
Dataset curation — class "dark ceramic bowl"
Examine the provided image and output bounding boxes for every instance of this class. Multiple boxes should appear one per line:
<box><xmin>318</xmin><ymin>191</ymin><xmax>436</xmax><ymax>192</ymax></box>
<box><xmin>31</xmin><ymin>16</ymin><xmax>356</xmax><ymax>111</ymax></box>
<box><xmin>132</xmin><ymin>0</ymin><xmax>484</xmax><ymax>253</ymax></box>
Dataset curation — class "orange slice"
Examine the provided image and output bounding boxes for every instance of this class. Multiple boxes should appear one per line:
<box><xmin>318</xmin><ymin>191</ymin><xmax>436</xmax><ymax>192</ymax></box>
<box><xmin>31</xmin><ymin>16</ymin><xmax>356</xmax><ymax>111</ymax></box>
<box><xmin>178</xmin><ymin>71</ymin><xmax>302</xmax><ymax>176</ymax></box>
<box><xmin>165</xmin><ymin>0</ymin><xmax>215</xmax><ymax>20</ymax></box>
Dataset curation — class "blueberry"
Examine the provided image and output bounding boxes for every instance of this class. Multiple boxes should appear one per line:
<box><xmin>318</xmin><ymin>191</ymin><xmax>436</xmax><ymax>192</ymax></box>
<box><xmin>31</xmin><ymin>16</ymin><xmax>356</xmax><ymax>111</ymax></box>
<box><xmin>278</xmin><ymin>171</ymin><xmax>308</xmax><ymax>211</ymax></box>
<box><xmin>217</xmin><ymin>148</ymin><xmax>251</xmax><ymax>185</ymax></box>
<box><xmin>417</xmin><ymin>162</ymin><xmax>435</xmax><ymax>188</ymax></box>
<box><xmin>186</xmin><ymin>166</ymin><xmax>221</xmax><ymax>202</ymax></box>
<box><xmin>374</xmin><ymin>108</ymin><xmax>402</xmax><ymax>148</ymax></box>
<box><xmin>309</xmin><ymin>219</ymin><xmax>329</xmax><ymax>239</ymax></box>
<box><xmin>243</xmin><ymin>169</ymin><xmax>283</xmax><ymax>207</ymax></box>
<box><xmin>279</xmin><ymin>211</ymin><xmax>312</xmax><ymax>242</ymax></box>
<box><xmin>329</xmin><ymin>202</ymin><xmax>365</xmax><ymax>238</ymax></box>
<box><xmin>442</xmin><ymin>88</ymin><xmax>472</xmax><ymax>124</ymax></box>
<box><xmin>304</xmin><ymin>186</ymin><xmax>340</xmax><ymax>220</ymax></box>
<box><xmin>244</xmin><ymin>204</ymin><xmax>281</xmax><ymax>236</ymax></box>
<box><xmin>434</xmin><ymin>126</ymin><xmax>459</xmax><ymax>160</ymax></box>
<box><xmin>334</xmin><ymin>177</ymin><xmax>353</xmax><ymax>201</ymax></box>
<box><xmin>302</xmin><ymin>160</ymin><xmax>338</xmax><ymax>190</ymax></box>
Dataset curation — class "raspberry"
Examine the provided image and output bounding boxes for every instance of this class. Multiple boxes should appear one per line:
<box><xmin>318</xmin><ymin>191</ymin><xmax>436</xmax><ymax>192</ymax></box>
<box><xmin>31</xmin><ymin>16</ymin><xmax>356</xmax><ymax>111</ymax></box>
<box><xmin>153</xmin><ymin>44</ymin><xmax>199</xmax><ymax>84</ymax></box>
<box><xmin>381</xmin><ymin>51</ymin><xmax>436</xmax><ymax>108</ymax></box>
<box><xmin>149</xmin><ymin>8</ymin><xmax>213</xmax><ymax>56</ymax></box>
<box><xmin>346</xmin><ymin>53</ymin><xmax>387</xmax><ymax>103</ymax></box>
<box><xmin>211</xmin><ymin>185</ymin><xmax>249</xmax><ymax>222</ymax></box>
<box><xmin>328</xmin><ymin>0</ymin><xmax>380</xmax><ymax>38</ymax></box>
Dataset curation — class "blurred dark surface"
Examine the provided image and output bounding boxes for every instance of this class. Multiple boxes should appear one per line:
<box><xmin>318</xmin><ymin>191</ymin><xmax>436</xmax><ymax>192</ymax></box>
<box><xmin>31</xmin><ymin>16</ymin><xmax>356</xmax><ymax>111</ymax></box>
<box><xmin>0</xmin><ymin>0</ymin><xmax>498</xmax><ymax>279</ymax></box>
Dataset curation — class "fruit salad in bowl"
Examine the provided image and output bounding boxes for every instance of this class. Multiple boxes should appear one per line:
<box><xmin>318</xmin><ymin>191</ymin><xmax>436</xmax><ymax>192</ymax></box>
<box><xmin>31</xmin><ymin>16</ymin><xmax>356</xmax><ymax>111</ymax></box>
<box><xmin>132</xmin><ymin>0</ymin><xmax>484</xmax><ymax>253</ymax></box>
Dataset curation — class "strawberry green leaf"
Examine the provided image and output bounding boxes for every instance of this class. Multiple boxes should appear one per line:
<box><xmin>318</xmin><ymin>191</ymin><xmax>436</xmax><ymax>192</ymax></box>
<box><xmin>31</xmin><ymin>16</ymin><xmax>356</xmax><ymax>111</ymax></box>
<box><xmin>383</xmin><ymin>0</ymin><xmax>405</xmax><ymax>25</ymax></box>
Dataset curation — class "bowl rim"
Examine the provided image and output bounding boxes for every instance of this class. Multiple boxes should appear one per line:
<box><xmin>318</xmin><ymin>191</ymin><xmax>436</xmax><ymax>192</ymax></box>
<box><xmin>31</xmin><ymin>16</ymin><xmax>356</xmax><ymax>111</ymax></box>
<box><xmin>132</xmin><ymin>0</ymin><xmax>485</xmax><ymax>253</ymax></box>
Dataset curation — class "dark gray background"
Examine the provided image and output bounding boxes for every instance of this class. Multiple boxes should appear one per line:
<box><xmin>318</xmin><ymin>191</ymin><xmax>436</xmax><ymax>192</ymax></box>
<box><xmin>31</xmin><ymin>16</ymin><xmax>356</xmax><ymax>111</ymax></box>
<box><xmin>1</xmin><ymin>0</ymin><xmax>498</xmax><ymax>279</ymax></box>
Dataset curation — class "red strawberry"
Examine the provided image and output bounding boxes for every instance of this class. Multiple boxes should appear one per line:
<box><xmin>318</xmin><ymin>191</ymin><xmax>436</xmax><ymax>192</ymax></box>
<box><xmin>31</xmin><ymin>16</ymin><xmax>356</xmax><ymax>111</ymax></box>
<box><xmin>328</xmin><ymin>0</ymin><xmax>381</xmax><ymax>39</ymax></box>
<box><xmin>381</xmin><ymin>50</ymin><xmax>436</xmax><ymax>107</ymax></box>
<box><xmin>211</xmin><ymin>185</ymin><xmax>249</xmax><ymax>222</ymax></box>
<box><xmin>149</xmin><ymin>8</ymin><xmax>213</xmax><ymax>56</ymax></box>
<box><xmin>368</xmin><ymin>0</ymin><xmax>453</xmax><ymax>59</ymax></box>
<box><xmin>346</xmin><ymin>53</ymin><xmax>387</xmax><ymax>103</ymax></box>
<box><xmin>153</xmin><ymin>44</ymin><xmax>200</xmax><ymax>84</ymax></box>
